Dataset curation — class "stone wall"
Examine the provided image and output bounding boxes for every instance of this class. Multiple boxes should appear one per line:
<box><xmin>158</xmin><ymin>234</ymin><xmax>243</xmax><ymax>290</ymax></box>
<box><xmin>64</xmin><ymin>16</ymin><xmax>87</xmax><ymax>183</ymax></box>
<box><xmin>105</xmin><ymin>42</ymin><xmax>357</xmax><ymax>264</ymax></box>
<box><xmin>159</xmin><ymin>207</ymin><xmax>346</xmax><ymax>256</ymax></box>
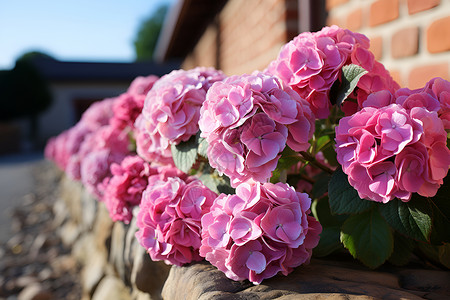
<box><xmin>54</xmin><ymin>167</ymin><xmax>450</xmax><ymax>300</ymax></box>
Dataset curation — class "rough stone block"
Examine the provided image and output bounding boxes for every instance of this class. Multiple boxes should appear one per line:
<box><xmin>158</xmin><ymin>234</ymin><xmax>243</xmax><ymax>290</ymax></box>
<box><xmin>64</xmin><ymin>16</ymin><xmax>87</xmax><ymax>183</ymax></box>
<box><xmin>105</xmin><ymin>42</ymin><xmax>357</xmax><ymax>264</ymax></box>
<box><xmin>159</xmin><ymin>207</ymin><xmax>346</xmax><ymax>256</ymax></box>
<box><xmin>92</xmin><ymin>275</ymin><xmax>131</xmax><ymax>300</ymax></box>
<box><xmin>110</xmin><ymin>221</ymin><xmax>127</xmax><ymax>283</ymax></box>
<box><xmin>161</xmin><ymin>259</ymin><xmax>443</xmax><ymax>300</ymax></box>
<box><xmin>131</xmin><ymin>241</ymin><xmax>171</xmax><ymax>300</ymax></box>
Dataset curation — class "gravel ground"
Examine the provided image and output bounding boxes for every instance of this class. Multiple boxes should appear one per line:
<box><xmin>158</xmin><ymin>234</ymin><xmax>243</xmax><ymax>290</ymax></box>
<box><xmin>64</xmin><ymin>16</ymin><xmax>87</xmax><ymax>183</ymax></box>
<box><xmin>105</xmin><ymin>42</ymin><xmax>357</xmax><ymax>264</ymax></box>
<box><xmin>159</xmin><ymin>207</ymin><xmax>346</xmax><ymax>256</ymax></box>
<box><xmin>0</xmin><ymin>160</ymin><xmax>82</xmax><ymax>300</ymax></box>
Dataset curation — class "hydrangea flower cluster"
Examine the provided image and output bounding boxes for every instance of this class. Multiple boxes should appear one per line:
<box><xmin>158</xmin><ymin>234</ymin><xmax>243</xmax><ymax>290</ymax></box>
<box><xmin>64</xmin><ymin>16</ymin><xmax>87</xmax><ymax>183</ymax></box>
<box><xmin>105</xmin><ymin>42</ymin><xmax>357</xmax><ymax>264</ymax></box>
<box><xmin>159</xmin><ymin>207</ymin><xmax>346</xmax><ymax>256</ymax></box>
<box><xmin>103</xmin><ymin>155</ymin><xmax>157</xmax><ymax>223</ymax></box>
<box><xmin>395</xmin><ymin>77</ymin><xmax>450</xmax><ymax>130</ymax></box>
<box><xmin>79</xmin><ymin>125</ymin><xmax>130</xmax><ymax>200</ymax></box>
<box><xmin>135</xmin><ymin>67</ymin><xmax>225</xmax><ymax>165</ymax></box>
<box><xmin>200</xmin><ymin>181</ymin><xmax>321</xmax><ymax>284</ymax></box>
<box><xmin>199</xmin><ymin>72</ymin><xmax>315</xmax><ymax>186</ymax></box>
<box><xmin>45</xmin><ymin>98</ymin><xmax>116</xmax><ymax>172</ymax></box>
<box><xmin>110</xmin><ymin>75</ymin><xmax>159</xmax><ymax>132</ymax></box>
<box><xmin>266</xmin><ymin>25</ymin><xmax>399</xmax><ymax>118</ymax></box>
<box><xmin>335</xmin><ymin>83</ymin><xmax>450</xmax><ymax>203</ymax></box>
<box><xmin>135</xmin><ymin>175</ymin><xmax>217</xmax><ymax>266</ymax></box>
<box><xmin>45</xmin><ymin>76</ymin><xmax>159</xmax><ymax>200</ymax></box>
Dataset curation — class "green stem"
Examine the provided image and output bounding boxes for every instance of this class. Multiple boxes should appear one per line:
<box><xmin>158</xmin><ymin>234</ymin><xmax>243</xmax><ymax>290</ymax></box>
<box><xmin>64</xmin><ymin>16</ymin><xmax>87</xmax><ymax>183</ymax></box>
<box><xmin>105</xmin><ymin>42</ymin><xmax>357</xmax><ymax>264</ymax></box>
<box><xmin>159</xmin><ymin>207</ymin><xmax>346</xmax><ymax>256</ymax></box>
<box><xmin>299</xmin><ymin>151</ymin><xmax>334</xmax><ymax>174</ymax></box>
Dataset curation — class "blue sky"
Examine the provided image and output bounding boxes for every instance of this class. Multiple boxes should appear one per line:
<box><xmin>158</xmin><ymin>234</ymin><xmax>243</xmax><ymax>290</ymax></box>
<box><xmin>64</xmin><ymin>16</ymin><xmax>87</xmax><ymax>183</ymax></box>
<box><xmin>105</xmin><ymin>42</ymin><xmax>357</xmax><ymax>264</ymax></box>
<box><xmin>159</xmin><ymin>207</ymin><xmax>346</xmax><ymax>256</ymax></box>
<box><xmin>0</xmin><ymin>0</ymin><xmax>174</xmax><ymax>69</ymax></box>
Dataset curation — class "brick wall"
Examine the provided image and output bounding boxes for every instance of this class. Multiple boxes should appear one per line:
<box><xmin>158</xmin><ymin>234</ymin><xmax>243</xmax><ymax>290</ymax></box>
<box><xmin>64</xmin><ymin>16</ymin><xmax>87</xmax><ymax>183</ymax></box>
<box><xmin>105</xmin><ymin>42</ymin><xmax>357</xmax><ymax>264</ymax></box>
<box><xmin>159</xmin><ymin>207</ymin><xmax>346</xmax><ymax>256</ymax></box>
<box><xmin>326</xmin><ymin>0</ymin><xmax>450</xmax><ymax>89</ymax></box>
<box><xmin>182</xmin><ymin>0</ymin><xmax>450</xmax><ymax>87</ymax></box>
<box><xmin>182</xmin><ymin>0</ymin><xmax>299</xmax><ymax>75</ymax></box>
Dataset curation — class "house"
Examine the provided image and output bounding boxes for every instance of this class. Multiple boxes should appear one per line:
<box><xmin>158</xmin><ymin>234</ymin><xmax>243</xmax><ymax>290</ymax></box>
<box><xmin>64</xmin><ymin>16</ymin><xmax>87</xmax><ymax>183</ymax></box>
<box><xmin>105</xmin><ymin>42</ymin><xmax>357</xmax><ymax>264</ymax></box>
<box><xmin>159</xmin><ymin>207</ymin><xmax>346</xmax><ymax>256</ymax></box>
<box><xmin>154</xmin><ymin>0</ymin><xmax>450</xmax><ymax>89</ymax></box>
<box><xmin>26</xmin><ymin>56</ymin><xmax>178</xmax><ymax>150</ymax></box>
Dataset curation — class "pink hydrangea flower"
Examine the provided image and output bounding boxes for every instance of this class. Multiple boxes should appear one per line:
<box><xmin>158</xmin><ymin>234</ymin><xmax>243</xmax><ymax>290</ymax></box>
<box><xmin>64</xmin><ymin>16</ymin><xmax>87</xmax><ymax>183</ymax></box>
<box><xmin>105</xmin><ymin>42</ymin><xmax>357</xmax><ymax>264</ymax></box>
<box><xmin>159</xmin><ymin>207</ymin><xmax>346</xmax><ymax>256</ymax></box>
<box><xmin>136</xmin><ymin>67</ymin><xmax>225</xmax><ymax>163</ymax></box>
<box><xmin>103</xmin><ymin>155</ymin><xmax>158</xmax><ymax>223</ymax></box>
<box><xmin>336</xmin><ymin>95</ymin><xmax>450</xmax><ymax>202</ymax></box>
<box><xmin>80</xmin><ymin>97</ymin><xmax>116</xmax><ymax>131</ymax></box>
<box><xmin>80</xmin><ymin>148</ymin><xmax>127</xmax><ymax>201</ymax></box>
<box><xmin>45</xmin><ymin>130</ymin><xmax>69</xmax><ymax>170</ymax></box>
<box><xmin>135</xmin><ymin>176</ymin><xmax>217</xmax><ymax>266</ymax></box>
<box><xmin>110</xmin><ymin>75</ymin><xmax>159</xmax><ymax>132</ymax></box>
<box><xmin>45</xmin><ymin>122</ymin><xmax>94</xmax><ymax>172</ymax></box>
<box><xmin>134</xmin><ymin>114</ymin><xmax>174</xmax><ymax>165</ymax></box>
<box><xmin>394</xmin><ymin>77</ymin><xmax>450</xmax><ymax>130</ymax></box>
<box><xmin>127</xmin><ymin>75</ymin><xmax>159</xmax><ymax>96</ymax></box>
<box><xmin>430</xmin><ymin>77</ymin><xmax>450</xmax><ymax>129</ymax></box>
<box><xmin>200</xmin><ymin>181</ymin><xmax>321</xmax><ymax>284</ymax></box>
<box><xmin>199</xmin><ymin>72</ymin><xmax>315</xmax><ymax>186</ymax></box>
<box><xmin>45</xmin><ymin>97</ymin><xmax>120</xmax><ymax>178</ymax></box>
<box><xmin>266</xmin><ymin>25</ymin><xmax>399</xmax><ymax>119</ymax></box>
<box><xmin>79</xmin><ymin>125</ymin><xmax>131</xmax><ymax>200</ymax></box>
<box><xmin>44</xmin><ymin>136</ymin><xmax>57</xmax><ymax>162</ymax></box>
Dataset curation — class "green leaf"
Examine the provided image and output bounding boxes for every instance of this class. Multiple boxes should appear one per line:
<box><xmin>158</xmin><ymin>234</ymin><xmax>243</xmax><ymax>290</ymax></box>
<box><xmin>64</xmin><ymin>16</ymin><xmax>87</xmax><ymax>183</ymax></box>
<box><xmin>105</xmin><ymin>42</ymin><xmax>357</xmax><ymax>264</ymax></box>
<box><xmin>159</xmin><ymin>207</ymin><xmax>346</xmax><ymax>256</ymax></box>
<box><xmin>313</xmin><ymin>226</ymin><xmax>343</xmax><ymax>257</ymax></box>
<box><xmin>425</xmin><ymin>175</ymin><xmax>450</xmax><ymax>244</ymax></box>
<box><xmin>417</xmin><ymin>241</ymin><xmax>440</xmax><ymax>265</ymax></box>
<box><xmin>332</xmin><ymin>64</ymin><xmax>368</xmax><ymax>107</ymax></box>
<box><xmin>315</xmin><ymin>135</ymin><xmax>330</xmax><ymax>152</ymax></box>
<box><xmin>340</xmin><ymin>209</ymin><xmax>394</xmax><ymax>269</ymax></box>
<box><xmin>388</xmin><ymin>232</ymin><xmax>415</xmax><ymax>266</ymax></box>
<box><xmin>198</xmin><ymin>173</ymin><xmax>235</xmax><ymax>195</ymax></box>
<box><xmin>171</xmin><ymin>135</ymin><xmax>198</xmax><ymax>173</ymax></box>
<box><xmin>321</xmin><ymin>142</ymin><xmax>338</xmax><ymax>167</ymax></box>
<box><xmin>311</xmin><ymin>197</ymin><xmax>347</xmax><ymax>228</ymax></box>
<box><xmin>276</xmin><ymin>146</ymin><xmax>302</xmax><ymax>170</ymax></box>
<box><xmin>272</xmin><ymin>146</ymin><xmax>302</xmax><ymax>183</ymax></box>
<box><xmin>311</xmin><ymin>172</ymin><xmax>331</xmax><ymax>200</ymax></box>
<box><xmin>328</xmin><ymin>168</ymin><xmax>374</xmax><ymax>215</ymax></box>
<box><xmin>197</xmin><ymin>136</ymin><xmax>209</xmax><ymax>158</ymax></box>
<box><xmin>379</xmin><ymin>198</ymin><xmax>432</xmax><ymax>242</ymax></box>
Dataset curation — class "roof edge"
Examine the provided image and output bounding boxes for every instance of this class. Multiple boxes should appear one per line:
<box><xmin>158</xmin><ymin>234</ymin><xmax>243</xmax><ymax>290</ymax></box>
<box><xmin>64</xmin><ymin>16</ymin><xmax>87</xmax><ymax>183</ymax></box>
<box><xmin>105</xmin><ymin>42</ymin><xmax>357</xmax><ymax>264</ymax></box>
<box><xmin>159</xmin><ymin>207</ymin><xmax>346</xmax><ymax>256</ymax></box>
<box><xmin>154</xmin><ymin>0</ymin><xmax>188</xmax><ymax>63</ymax></box>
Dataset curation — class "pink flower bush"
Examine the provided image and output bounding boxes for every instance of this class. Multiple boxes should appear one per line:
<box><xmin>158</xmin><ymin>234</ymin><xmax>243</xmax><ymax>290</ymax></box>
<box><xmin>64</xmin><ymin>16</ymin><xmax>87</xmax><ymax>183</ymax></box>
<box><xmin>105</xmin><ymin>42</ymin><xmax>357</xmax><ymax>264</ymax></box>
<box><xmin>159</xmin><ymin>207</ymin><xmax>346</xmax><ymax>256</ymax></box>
<box><xmin>45</xmin><ymin>121</ymin><xmax>95</xmax><ymax>172</ymax></box>
<box><xmin>266</xmin><ymin>25</ymin><xmax>399</xmax><ymax>119</ymax></box>
<box><xmin>336</xmin><ymin>90</ymin><xmax>450</xmax><ymax>202</ymax></box>
<box><xmin>135</xmin><ymin>176</ymin><xmax>217</xmax><ymax>266</ymax></box>
<box><xmin>136</xmin><ymin>67</ymin><xmax>225</xmax><ymax>164</ymax></box>
<box><xmin>47</xmin><ymin>97</ymin><xmax>119</xmax><ymax>179</ymax></box>
<box><xmin>134</xmin><ymin>114</ymin><xmax>174</xmax><ymax>165</ymax></box>
<box><xmin>104</xmin><ymin>155</ymin><xmax>157</xmax><ymax>223</ymax></box>
<box><xmin>81</xmin><ymin>149</ymin><xmax>126</xmax><ymax>200</ymax></box>
<box><xmin>80</xmin><ymin>97</ymin><xmax>116</xmax><ymax>131</ymax></box>
<box><xmin>127</xmin><ymin>75</ymin><xmax>159</xmax><ymax>96</ymax></box>
<box><xmin>200</xmin><ymin>181</ymin><xmax>321</xmax><ymax>284</ymax></box>
<box><xmin>80</xmin><ymin>125</ymin><xmax>131</xmax><ymax>200</ymax></box>
<box><xmin>199</xmin><ymin>72</ymin><xmax>315</xmax><ymax>186</ymax></box>
<box><xmin>395</xmin><ymin>77</ymin><xmax>450</xmax><ymax>130</ymax></box>
<box><xmin>44</xmin><ymin>130</ymin><xmax>69</xmax><ymax>170</ymax></box>
<box><xmin>110</xmin><ymin>75</ymin><xmax>159</xmax><ymax>132</ymax></box>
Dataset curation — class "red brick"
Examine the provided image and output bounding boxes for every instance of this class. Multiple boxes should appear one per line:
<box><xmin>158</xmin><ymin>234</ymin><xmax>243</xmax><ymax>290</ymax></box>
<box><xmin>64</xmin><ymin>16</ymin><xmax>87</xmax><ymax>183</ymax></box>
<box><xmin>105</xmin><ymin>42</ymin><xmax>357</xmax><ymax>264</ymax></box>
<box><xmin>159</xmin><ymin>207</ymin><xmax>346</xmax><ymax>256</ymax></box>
<box><xmin>427</xmin><ymin>16</ymin><xmax>450</xmax><ymax>53</ymax></box>
<box><xmin>407</xmin><ymin>0</ymin><xmax>440</xmax><ymax>15</ymax></box>
<box><xmin>326</xmin><ymin>0</ymin><xmax>349</xmax><ymax>11</ymax></box>
<box><xmin>391</xmin><ymin>27</ymin><xmax>419</xmax><ymax>58</ymax></box>
<box><xmin>346</xmin><ymin>8</ymin><xmax>363</xmax><ymax>31</ymax></box>
<box><xmin>369</xmin><ymin>36</ymin><xmax>383</xmax><ymax>61</ymax></box>
<box><xmin>369</xmin><ymin>0</ymin><xmax>399</xmax><ymax>27</ymax></box>
<box><xmin>408</xmin><ymin>63</ymin><xmax>449</xmax><ymax>89</ymax></box>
